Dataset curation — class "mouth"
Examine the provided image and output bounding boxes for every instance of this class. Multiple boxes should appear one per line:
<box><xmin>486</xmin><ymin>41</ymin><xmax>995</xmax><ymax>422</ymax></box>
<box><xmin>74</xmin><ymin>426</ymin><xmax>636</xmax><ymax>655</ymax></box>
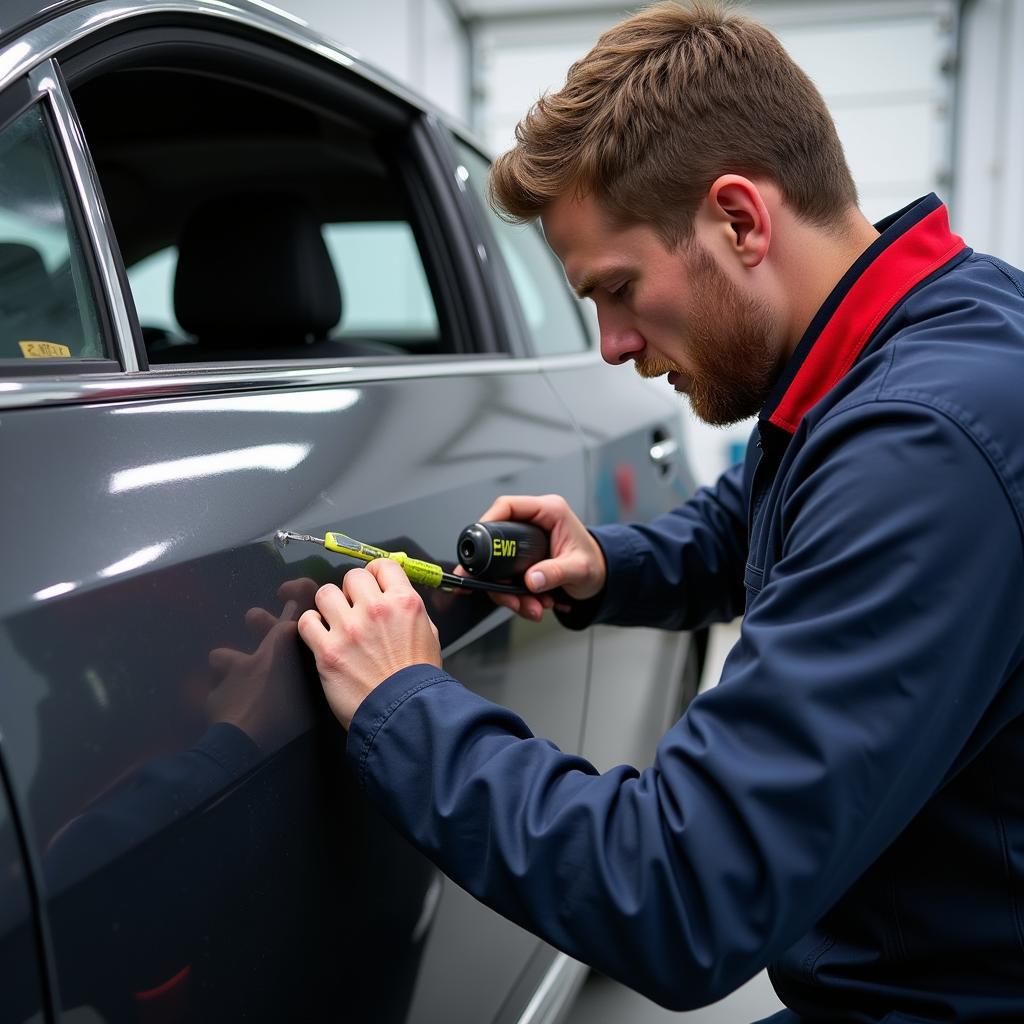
<box><xmin>667</xmin><ymin>371</ymin><xmax>687</xmax><ymax>391</ymax></box>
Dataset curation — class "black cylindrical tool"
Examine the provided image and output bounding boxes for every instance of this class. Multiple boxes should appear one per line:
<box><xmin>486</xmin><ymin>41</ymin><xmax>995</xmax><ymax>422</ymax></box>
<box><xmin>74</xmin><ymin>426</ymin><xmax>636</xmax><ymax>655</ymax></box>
<box><xmin>457</xmin><ymin>521</ymin><xmax>549</xmax><ymax>581</ymax></box>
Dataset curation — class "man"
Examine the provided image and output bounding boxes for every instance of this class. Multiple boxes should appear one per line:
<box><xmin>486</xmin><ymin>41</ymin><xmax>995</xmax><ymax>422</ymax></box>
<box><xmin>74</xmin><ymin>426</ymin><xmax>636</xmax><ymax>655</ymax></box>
<box><xmin>298</xmin><ymin>3</ymin><xmax>1024</xmax><ymax>1020</ymax></box>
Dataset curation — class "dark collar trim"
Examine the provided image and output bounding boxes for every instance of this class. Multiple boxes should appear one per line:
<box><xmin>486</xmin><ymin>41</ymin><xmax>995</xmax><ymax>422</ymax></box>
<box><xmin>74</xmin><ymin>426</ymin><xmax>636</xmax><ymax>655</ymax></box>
<box><xmin>761</xmin><ymin>194</ymin><xmax>966</xmax><ymax>434</ymax></box>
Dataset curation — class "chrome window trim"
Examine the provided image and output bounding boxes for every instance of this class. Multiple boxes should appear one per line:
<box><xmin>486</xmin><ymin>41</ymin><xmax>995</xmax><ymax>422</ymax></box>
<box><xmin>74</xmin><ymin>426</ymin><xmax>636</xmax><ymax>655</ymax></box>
<box><xmin>0</xmin><ymin>352</ymin><xmax>605</xmax><ymax>411</ymax></box>
<box><xmin>28</xmin><ymin>59</ymin><xmax>139</xmax><ymax>371</ymax></box>
<box><xmin>0</xmin><ymin>1</ymin><xmax>441</xmax><ymax>378</ymax></box>
<box><xmin>0</xmin><ymin>1</ymin><xmax>430</xmax><ymax>121</ymax></box>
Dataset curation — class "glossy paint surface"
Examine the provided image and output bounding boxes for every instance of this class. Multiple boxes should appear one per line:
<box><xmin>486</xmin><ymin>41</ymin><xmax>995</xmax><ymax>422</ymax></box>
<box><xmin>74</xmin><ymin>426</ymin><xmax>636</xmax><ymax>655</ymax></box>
<box><xmin>0</xmin><ymin>367</ymin><xmax>588</xmax><ymax>1020</ymax></box>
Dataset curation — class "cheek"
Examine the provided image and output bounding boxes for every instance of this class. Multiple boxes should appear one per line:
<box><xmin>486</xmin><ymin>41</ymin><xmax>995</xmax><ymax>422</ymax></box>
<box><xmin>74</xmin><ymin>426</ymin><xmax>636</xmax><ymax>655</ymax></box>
<box><xmin>639</xmin><ymin>295</ymin><xmax>697</xmax><ymax>357</ymax></box>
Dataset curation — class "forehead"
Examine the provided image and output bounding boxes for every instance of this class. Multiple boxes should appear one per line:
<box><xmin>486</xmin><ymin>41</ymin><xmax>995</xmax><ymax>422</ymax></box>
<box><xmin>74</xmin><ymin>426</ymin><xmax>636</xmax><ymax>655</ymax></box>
<box><xmin>540</xmin><ymin>193</ymin><xmax>668</xmax><ymax>290</ymax></box>
<box><xmin>540</xmin><ymin>192</ymin><xmax>621</xmax><ymax>258</ymax></box>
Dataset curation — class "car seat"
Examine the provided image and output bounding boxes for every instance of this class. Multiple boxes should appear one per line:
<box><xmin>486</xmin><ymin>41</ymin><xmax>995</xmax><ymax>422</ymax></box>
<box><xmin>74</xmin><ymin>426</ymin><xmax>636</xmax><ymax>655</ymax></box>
<box><xmin>160</xmin><ymin>191</ymin><xmax>401</xmax><ymax>364</ymax></box>
<box><xmin>0</xmin><ymin>243</ymin><xmax>58</xmax><ymax>360</ymax></box>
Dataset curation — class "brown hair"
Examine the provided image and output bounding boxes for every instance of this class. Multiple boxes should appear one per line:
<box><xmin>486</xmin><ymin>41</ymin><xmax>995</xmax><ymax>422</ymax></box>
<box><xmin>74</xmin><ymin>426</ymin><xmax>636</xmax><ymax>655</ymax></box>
<box><xmin>489</xmin><ymin>0</ymin><xmax>857</xmax><ymax>245</ymax></box>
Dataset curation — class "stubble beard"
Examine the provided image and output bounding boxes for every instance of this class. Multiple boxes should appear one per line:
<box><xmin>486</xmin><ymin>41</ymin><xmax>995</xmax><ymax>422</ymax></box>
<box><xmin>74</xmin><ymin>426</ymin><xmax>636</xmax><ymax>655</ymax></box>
<box><xmin>634</xmin><ymin>245</ymin><xmax>781</xmax><ymax>427</ymax></box>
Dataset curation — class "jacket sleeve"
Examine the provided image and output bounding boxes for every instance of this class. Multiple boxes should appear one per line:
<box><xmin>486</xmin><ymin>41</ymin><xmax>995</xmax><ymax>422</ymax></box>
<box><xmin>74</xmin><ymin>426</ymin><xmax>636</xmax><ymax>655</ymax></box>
<box><xmin>558</xmin><ymin>458</ymin><xmax>749</xmax><ymax>632</ymax></box>
<box><xmin>346</xmin><ymin>401</ymin><xmax>1024</xmax><ymax>1011</ymax></box>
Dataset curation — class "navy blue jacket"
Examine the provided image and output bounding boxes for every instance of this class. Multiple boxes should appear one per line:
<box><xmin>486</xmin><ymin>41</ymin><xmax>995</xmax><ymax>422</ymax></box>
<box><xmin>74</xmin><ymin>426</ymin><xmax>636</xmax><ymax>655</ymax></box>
<box><xmin>346</xmin><ymin>195</ymin><xmax>1024</xmax><ymax>1022</ymax></box>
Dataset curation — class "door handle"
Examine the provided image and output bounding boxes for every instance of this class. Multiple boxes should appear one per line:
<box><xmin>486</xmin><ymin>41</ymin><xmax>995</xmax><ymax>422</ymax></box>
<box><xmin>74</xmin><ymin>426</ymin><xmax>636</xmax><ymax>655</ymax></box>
<box><xmin>649</xmin><ymin>437</ymin><xmax>678</xmax><ymax>465</ymax></box>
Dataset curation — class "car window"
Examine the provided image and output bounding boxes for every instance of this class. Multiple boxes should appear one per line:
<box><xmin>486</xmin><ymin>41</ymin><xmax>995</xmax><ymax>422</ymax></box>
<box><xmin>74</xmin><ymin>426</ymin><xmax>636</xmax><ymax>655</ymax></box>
<box><xmin>127</xmin><ymin>222</ymin><xmax>440</xmax><ymax>357</ymax></box>
<box><xmin>322</xmin><ymin>222</ymin><xmax>439</xmax><ymax>344</ymax></box>
<box><xmin>0</xmin><ymin>103</ymin><xmax>105</xmax><ymax>363</ymax></box>
<box><xmin>72</xmin><ymin>68</ymin><xmax>454</xmax><ymax>365</ymax></box>
<box><xmin>456</xmin><ymin>144</ymin><xmax>591</xmax><ymax>357</ymax></box>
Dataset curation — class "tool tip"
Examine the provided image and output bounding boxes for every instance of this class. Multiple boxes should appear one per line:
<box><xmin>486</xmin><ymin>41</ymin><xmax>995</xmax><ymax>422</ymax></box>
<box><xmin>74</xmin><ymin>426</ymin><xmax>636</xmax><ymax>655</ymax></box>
<box><xmin>275</xmin><ymin>530</ymin><xmax>292</xmax><ymax>549</ymax></box>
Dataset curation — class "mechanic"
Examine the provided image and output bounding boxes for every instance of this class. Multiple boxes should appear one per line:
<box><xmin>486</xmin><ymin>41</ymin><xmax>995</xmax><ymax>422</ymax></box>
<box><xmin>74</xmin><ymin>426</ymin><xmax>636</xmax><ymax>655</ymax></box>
<box><xmin>297</xmin><ymin>3</ymin><xmax>1024</xmax><ymax>1020</ymax></box>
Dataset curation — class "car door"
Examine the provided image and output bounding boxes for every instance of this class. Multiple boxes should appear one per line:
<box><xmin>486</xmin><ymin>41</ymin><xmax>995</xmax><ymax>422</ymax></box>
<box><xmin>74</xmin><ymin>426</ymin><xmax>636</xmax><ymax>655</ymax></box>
<box><xmin>0</xmin><ymin>7</ymin><xmax>590</xmax><ymax>1023</ymax></box>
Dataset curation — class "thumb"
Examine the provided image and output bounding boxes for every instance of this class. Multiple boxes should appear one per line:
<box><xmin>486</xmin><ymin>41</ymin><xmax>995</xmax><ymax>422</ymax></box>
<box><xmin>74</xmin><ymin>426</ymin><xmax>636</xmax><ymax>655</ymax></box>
<box><xmin>524</xmin><ymin>555</ymin><xmax>580</xmax><ymax>593</ymax></box>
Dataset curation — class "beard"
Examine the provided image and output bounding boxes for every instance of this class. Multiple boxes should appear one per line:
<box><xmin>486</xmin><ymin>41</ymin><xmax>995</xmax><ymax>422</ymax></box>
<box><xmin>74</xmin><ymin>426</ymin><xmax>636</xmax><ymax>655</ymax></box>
<box><xmin>634</xmin><ymin>244</ymin><xmax>781</xmax><ymax>426</ymax></box>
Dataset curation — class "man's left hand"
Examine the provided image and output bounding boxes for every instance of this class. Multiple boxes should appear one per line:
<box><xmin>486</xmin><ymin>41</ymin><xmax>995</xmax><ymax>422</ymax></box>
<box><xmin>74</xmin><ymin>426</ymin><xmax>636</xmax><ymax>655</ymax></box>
<box><xmin>298</xmin><ymin>559</ymin><xmax>442</xmax><ymax>730</ymax></box>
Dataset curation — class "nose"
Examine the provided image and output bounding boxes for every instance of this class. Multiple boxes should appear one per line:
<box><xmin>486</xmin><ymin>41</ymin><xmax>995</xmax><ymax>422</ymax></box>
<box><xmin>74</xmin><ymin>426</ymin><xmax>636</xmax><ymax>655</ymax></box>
<box><xmin>599</xmin><ymin>321</ymin><xmax>646</xmax><ymax>366</ymax></box>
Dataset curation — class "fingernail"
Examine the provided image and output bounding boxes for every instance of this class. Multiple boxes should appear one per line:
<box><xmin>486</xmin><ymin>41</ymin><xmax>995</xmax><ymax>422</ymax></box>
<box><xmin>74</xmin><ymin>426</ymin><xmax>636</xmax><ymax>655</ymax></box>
<box><xmin>529</xmin><ymin>571</ymin><xmax>546</xmax><ymax>590</ymax></box>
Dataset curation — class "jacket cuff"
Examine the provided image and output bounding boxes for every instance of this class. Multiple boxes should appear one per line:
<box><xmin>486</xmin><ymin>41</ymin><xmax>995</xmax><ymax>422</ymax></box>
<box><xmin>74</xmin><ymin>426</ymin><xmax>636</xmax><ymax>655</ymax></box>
<box><xmin>553</xmin><ymin>526</ymin><xmax>646</xmax><ymax>630</ymax></box>
<box><xmin>346</xmin><ymin>664</ymin><xmax>453</xmax><ymax>788</ymax></box>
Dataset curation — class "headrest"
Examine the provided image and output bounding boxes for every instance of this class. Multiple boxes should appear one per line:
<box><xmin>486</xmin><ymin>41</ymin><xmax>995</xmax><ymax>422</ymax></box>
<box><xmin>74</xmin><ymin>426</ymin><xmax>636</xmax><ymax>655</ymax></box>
<box><xmin>173</xmin><ymin>192</ymin><xmax>341</xmax><ymax>347</ymax></box>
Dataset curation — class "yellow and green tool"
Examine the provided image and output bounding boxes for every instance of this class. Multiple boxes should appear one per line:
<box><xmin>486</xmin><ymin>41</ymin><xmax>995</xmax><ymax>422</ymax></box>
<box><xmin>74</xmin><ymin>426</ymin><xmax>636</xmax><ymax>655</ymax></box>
<box><xmin>276</xmin><ymin>529</ymin><xmax>530</xmax><ymax>595</ymax></box>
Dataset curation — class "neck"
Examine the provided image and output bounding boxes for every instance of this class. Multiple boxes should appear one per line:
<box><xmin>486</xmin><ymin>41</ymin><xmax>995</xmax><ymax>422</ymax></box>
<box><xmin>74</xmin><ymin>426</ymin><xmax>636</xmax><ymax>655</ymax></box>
<box><xmin>780</xmin><ymin>209</ymin><xmax>880</xmax><ymax>359</ymax></box>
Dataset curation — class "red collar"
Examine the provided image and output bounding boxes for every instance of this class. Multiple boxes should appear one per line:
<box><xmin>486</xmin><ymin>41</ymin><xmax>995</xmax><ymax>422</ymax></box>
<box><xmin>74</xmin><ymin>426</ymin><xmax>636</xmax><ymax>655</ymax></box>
<box><xmin>761</xmin><ymin>195</ymin><xmax>968</xmax><ymax>435</ymax></box>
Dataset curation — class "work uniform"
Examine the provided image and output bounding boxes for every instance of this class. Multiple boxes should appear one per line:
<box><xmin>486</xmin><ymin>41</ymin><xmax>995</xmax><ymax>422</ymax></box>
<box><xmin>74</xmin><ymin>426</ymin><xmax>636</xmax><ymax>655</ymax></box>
<box><xmin>345</xmin><ymin>194</ymin><xmax>1024</xmax><ymax>1022</ymax></box>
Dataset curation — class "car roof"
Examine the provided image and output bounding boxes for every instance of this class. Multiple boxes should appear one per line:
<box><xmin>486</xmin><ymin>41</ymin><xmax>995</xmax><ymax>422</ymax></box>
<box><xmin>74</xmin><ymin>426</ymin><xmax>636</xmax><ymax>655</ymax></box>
<box><xmin>1</xmin><ymin>0</ymin><xmax>487</xmax><ymax>148</ymax></box>
<box><xmin>2</xmin><ymin>1</ymin><xmax>95</xmax><ymax>44</ymax></box>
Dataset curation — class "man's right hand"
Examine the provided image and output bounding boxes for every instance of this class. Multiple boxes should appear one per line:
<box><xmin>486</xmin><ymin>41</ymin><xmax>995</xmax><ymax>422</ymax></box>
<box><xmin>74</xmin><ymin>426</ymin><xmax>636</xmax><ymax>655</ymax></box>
<box><xmin>478</xmin><ymin>494</ymin><xmax>606</xmax><ymax>621</ymax></box>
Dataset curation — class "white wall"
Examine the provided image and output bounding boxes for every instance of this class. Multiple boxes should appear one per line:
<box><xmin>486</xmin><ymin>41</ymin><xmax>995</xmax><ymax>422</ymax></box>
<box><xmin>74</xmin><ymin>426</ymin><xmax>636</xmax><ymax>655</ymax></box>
<box><xmin>277</xmin><ymin>0</ymin><xmax>471</xmax><ymax>125</ymax></box>
<box><xmin>954</xmin><ymin>0</ymin><xmax>1024</xmax><ymax>270</ymax></box>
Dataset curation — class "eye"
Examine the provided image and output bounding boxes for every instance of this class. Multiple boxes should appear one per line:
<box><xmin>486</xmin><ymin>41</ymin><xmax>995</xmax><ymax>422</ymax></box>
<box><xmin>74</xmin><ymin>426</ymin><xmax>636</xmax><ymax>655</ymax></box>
<box><xmin>610</xmin><ymin>280</ymin><xmax>631</xmax><ymax>300</ymax></box>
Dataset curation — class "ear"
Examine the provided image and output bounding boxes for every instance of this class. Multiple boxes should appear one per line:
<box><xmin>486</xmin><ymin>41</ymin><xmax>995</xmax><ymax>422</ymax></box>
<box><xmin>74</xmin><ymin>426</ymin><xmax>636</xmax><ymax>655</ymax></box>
<box><xmin>705</xmin><ymin>175</ymin><xmax>771</xmax><ymax>268</ymax></box>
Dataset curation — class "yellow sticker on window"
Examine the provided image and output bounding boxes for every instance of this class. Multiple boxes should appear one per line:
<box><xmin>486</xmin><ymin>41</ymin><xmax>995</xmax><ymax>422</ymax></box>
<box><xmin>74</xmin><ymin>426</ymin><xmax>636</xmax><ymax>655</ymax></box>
<box><xmin>19</xmin><ymin>340</ymin><xmax>71</xmax><ymax>358</ymax></box>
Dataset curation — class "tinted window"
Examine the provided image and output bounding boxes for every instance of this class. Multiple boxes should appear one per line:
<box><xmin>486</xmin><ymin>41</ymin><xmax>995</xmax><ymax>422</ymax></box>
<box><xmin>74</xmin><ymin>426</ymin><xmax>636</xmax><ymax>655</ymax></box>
<box><xmin>0</xmin><ymin>104</ymin><xmax>104</xmax><ymax>362</ymax></box>
<box><xmin>127</xmin><ymin>223</ymin><xmax>441</xmax><ymax>356</ymax></box>
<box><xmin>73</xmin><ymin>69</ymin><xmax>451</xmax><ymax>364</ymax></box>
<box><xmin>456</xmin><ymin>144</ymin><xmax>590</xmax><ymax>357</ymax></box>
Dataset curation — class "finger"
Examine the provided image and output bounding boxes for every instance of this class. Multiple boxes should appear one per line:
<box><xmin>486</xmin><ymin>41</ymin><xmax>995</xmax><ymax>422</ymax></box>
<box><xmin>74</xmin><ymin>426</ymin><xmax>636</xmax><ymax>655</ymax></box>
<box><xmin>488</xmin><ymin>592</ymin><xmax>521</xmax><ymax>614</ymax></box>
<box><xmin>518</xmin><ymin>595</ymin><xmax>546</xmax><ymax>621</ymax></box>
<box><xmin>245</xmin><ymin>606</ymin><xmax>279</xmax><ymax>638</ymax></box>
<box><xmin>313</xmin><ymin>583</ymin><xmax>350</xmax><ymax>627</ymax></box>
<box><xmin>297</xmin><ymin>607</ymin><xmax>329</xmax><ymax>646</ymax></box>
<box><xmin>365</xmin><ymin>558</ymin><xmax>416</xmax><ymax>592</ymax></box>
<box><xmin>522</xmin><ymin>554</ymin><xmax>582</xmax><ymax>594</ymax></box>
<box><xmin>341</xmin><ymin>566</ymin><xmax>382</xmax><ymax>605</ymax></box>
<box><xmin>280</xmin><ymin>599</ymin><xmax>299</xmax><ymax>622</ymax></box>
<box><xmin>479</xmin><ymin>494</ymin><xmax>545</xmax><ymax>525</ymax></box>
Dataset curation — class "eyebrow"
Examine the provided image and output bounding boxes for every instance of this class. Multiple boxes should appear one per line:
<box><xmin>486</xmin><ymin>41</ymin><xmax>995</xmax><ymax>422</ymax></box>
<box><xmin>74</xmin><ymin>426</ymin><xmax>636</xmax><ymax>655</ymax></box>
<box><xmin>572</xmin><ymin>267</ymin><xmax>629</xmax><ymax>299</ymax></box>
<box><xmin>573</xmin><ymin>274</ymin><xmax>601</xmax><ymax>299</ymax></box>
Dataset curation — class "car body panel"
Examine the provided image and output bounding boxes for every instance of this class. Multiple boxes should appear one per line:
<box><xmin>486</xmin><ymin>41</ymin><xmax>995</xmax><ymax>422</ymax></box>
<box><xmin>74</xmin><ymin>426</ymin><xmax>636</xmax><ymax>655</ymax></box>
<box><xmin>0</xmin><ymin>366</ymin><xmax>590</xmax><ymax>1019</ymax></box>
<box><xmin>543</xmin><ymin>364</ymin><xmax>701</xmax><ymax>771</ymax></box>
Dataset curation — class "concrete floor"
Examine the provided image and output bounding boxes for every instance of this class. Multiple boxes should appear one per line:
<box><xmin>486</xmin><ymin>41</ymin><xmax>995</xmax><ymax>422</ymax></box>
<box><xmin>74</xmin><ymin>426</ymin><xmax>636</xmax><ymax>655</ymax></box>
<box><xmin>564</xmin><ymin>621</ymin><xmax>787</xmax><ymax>1023</ymax></box>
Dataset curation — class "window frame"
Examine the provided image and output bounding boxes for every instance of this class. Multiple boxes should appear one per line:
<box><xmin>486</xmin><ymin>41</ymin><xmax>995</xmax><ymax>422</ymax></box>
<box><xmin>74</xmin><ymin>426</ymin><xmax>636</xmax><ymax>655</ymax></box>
<box><xmin>444</xmin><ymin>127</ymin><xmax>597</xmax><ymax>360</ymax></box>
<box><xmin>0</xmin><ymin>2</ymin><xmax>569</xmax><ymax>415</ymax></box>
<box><xmin>0</xmin><ymin>71</ymin><xmax>121</xmax><ymax>377</ymax></box>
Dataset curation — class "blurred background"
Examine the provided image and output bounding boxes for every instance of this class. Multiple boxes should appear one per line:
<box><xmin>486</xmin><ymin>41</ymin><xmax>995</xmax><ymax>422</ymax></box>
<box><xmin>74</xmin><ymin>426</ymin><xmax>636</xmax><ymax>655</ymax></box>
<box><xmin>273</xmin><ymin>2</ymin><xmax>1020</xmax><ymax>1019</ymax></box>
